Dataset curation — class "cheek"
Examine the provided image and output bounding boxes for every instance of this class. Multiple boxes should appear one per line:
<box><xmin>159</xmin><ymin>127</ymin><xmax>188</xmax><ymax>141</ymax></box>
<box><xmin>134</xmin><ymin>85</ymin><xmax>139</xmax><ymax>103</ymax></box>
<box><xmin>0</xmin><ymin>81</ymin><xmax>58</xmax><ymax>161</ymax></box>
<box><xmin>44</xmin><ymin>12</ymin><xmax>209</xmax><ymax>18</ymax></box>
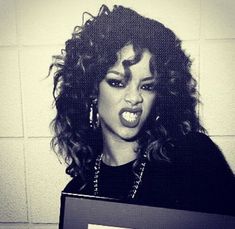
<box><xmin>98</xmin><ymin>84</ymin><xmax>119</xmax><ymax>115</ymax></box>
<box><xmin>98</xmin><ymin>93</ymin><xmax>109</xmax><ymax>114</ymax></box>
<box><xmin>98</xmin><ymin>83</ymin><xmax>109</xmax><ymax>110</ymax></box>
<box><xmin>98</xmin><ymin>92</ymin><xmax>120</xmax><ymax>127</ymax></box>
<box><xmin>98</xmin><ymin>98</ymin><xmax>111</xmax><ymax>114</ymax></box>
<box><xmin>144</xmin><ymin>94</ymin><xmax>156</xmax><ymax>110</ymax></box>
<box><xmin>98</xmin><ymin>82</ymin><xmax>122</xmax><ymax>110</ymax></box>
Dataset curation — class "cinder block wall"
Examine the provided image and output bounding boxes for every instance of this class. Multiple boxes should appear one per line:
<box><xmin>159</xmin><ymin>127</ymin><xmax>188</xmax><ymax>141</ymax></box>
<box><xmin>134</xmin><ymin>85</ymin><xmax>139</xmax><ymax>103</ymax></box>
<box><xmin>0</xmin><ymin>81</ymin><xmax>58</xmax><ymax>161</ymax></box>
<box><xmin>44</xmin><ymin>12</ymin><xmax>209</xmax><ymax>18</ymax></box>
<box><xmin>0</xmin><ymin>0</ymin><xmax>234</xmax><ymax>228</ymax></box>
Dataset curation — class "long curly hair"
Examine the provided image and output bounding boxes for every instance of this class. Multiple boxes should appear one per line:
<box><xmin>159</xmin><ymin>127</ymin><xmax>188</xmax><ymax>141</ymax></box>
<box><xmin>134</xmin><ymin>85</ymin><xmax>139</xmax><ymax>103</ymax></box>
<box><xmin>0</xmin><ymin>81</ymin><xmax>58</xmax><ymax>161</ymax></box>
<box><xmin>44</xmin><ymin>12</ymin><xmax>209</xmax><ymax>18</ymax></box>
<box><xmin>50</xmin><ymin>5</ymin><xmax>205</xmax><ymax>182</ymax></box>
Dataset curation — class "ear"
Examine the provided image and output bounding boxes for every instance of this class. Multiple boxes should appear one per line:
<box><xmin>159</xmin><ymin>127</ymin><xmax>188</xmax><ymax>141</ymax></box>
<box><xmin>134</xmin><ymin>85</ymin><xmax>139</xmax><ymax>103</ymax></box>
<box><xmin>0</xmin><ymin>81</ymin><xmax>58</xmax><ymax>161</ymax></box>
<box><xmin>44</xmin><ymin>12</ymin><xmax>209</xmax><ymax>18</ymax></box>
<box><xmin>89</xmin><ymin>94</ymin><xmax>98</xmax><ymax>105</ymax></box>
<box><xmin>93</xmin><ymin>97</ymin><xmax>98</xmax><ymax>105</ymax></box>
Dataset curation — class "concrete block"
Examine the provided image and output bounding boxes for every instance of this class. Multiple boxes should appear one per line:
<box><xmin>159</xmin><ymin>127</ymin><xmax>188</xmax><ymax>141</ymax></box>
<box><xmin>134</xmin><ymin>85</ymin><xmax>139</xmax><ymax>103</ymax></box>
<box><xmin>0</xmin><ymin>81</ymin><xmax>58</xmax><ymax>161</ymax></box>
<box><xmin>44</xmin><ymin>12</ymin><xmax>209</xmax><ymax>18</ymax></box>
<box><xmin>20</xmin><ymin>46</ymin><xmax>60</xmax><ymax>137</ymax></box>
<box><xmin>200</xmin><ymin>41</ymin><xmax>235</xmax><ymax>135</ymax></box>
<box><xmin>0</xmin><ymin>47</ymin><xmax>23</xmax><ymax>137</ymax></box>
<box><xmin>26</xmin><ymin>138</ymin><xmax>70</xmax><ymax>223</ymax></box>
<box><xmin>17</xmin><ymin>0</ymin><xmax>200</xmax><ymax>45</ymax></box>
<box><xmin>0</xmin><ymin>139</ymin><xmax>27</xmax><ymax>222</ymax></box>
<box><xmin>202</xmin><ymin>0</ymin><xmax>235</xmax><ymax>39</ymax></box>
<box><xmin>0</xmin><ymin>0</ymin><xmax>17</xmax><ymax>45</ymax></box>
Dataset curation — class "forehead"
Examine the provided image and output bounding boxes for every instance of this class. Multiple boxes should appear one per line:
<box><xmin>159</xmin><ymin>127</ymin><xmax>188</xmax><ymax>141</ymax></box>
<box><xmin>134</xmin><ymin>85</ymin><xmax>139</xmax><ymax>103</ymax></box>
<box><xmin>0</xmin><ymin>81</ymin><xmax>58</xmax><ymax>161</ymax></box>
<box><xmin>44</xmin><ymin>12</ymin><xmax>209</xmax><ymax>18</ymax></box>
<box><xmin>110</xmin><ymin>44</ymin><xmax>152</xmax><ymax>74</ymax></box>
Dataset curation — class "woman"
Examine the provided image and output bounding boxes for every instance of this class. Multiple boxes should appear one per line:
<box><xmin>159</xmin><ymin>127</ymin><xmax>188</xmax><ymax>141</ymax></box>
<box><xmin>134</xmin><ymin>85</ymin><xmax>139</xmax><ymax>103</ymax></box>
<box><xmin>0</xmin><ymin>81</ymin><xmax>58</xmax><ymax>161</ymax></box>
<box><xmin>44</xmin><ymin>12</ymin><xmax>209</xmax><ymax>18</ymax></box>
<box><xmin>51</xmin><ymin>5</ymin><xmax>235</xmax><ymax>215</ymax></box>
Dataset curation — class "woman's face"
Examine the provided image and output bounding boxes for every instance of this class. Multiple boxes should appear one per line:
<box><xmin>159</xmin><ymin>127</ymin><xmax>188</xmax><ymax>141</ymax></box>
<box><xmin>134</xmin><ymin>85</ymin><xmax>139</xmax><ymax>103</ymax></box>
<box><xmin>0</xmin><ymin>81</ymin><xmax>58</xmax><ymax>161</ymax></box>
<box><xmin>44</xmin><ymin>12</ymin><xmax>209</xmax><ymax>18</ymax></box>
<box><xmin>98</xmin><ymin>44</ymin><xmax>157</xmax><ymax>141</ymax></box>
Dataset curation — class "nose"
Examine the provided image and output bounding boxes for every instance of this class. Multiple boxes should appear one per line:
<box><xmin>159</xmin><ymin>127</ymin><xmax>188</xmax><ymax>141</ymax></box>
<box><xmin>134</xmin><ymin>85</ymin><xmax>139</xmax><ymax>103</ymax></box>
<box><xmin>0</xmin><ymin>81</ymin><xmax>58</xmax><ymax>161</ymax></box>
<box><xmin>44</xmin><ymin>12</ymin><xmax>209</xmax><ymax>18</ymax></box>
<box><xmin>124</xmin><ymin>86</ymin><xmax>143</xmax><ymax>106</ymax></box>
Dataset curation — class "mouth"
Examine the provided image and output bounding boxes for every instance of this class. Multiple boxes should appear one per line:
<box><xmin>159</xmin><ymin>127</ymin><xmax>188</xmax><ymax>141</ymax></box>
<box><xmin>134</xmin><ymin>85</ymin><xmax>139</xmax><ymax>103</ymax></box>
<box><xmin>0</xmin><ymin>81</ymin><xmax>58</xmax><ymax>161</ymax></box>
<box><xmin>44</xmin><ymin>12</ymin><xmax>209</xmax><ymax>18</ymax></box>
<box><xmin>119</xmin><ymin>108</ymin><xmax>142</xmax><ymax>128</ymax></box>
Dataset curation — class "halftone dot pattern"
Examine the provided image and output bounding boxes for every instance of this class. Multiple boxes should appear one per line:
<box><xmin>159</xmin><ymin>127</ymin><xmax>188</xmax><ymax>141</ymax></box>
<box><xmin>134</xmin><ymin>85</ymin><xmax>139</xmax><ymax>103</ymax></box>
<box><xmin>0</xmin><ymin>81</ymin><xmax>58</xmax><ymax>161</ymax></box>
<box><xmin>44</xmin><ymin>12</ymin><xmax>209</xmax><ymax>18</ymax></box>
<box><xmin>0</xmin><ymin>0</ymin><xmax>235</xmax><ymax>228</ymax></box>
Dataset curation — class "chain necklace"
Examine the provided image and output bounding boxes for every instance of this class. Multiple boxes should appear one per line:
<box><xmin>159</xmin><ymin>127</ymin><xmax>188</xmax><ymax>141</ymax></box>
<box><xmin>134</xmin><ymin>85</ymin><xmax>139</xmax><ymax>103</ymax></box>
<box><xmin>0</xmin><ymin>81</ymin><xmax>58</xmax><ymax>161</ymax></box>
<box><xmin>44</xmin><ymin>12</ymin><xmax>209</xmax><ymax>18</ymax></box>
<box><xmin>93</xmin><ymin>153</ymin><xmax>147</xmax><ymax>199</ymax></box>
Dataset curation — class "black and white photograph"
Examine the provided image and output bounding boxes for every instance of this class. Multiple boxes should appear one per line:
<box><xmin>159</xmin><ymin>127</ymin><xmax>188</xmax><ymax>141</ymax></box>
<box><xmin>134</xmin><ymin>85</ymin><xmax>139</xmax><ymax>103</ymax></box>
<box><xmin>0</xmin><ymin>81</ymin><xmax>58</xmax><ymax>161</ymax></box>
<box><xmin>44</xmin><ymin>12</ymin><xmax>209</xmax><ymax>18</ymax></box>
<box><xmin>0</xmin><ymin>1</ymin><xmax>235</xmax><ymax>228</ymax></box>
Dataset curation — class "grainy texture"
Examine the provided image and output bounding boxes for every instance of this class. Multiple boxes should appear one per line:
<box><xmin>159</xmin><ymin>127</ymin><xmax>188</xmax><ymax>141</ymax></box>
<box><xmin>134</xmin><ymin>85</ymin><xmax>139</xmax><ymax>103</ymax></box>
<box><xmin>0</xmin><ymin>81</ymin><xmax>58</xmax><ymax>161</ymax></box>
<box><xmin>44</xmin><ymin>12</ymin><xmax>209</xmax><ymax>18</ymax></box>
<box><xmin>0</xmin><ymin>0</ymin><xmax>234</xmax><ymax>227</ymax></box>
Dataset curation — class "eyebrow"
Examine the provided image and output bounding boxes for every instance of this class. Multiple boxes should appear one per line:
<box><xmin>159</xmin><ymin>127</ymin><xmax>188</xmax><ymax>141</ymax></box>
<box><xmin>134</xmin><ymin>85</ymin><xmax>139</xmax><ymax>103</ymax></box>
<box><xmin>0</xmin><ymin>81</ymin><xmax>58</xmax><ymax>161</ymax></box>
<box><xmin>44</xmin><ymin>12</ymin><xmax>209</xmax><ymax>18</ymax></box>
<box><xmin>106</xmin><ymin>70</ymin><xmax>154</xmax><ymax>82</ymax></box>
<box><xmin>106</xmin><ymin>70</ymin><xmax>124</xmax><ymax>77</ymax></box>
<box><xmin>141</xmin><ymin>76</ymin><xmax>155</xmax><ymax>82</ymax></box>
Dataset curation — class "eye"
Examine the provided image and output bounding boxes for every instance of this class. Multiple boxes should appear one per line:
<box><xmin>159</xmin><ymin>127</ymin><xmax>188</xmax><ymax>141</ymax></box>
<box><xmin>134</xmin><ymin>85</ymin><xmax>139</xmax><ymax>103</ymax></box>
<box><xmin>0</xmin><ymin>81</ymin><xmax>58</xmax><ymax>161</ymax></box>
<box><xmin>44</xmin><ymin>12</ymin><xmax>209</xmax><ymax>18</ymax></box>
<box><xmin>106</xmin><ymin>79</ymin><xmax>125</xmax><ymax>88</ymax></box>
<box><xmin>141</xmin><ymin>83</ymin><xmax>155</xmax><ymax>91</ymax></box>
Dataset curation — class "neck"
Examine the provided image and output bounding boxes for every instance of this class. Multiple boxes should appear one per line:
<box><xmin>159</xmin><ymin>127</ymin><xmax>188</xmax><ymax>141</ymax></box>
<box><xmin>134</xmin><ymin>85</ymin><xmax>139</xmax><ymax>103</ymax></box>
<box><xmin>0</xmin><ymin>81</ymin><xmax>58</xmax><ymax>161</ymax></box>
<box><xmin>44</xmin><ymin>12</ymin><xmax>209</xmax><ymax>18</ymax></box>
<box><xmin>101</xmin><ymin>132</ymin><xmax>138</xmax><ymax>166</ymax></box>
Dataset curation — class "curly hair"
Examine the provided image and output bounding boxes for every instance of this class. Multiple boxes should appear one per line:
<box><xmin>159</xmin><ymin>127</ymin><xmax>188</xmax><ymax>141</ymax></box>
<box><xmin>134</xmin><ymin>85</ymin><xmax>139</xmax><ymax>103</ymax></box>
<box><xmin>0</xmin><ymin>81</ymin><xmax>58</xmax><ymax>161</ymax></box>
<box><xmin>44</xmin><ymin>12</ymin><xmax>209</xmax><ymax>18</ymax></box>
<box><xmin>50</xmin><ymin>5</ymin><xmax>205</xmax><ymax>182</ymax></box>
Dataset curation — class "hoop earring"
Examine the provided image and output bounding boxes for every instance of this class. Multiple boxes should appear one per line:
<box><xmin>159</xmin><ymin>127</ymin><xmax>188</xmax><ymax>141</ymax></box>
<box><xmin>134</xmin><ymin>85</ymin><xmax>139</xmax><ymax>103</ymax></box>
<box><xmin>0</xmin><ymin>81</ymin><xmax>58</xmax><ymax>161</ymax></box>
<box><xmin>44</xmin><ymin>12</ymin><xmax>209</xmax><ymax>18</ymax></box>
<box><xmin>89</xmin><ymin>99</ymin><xmax>100</xmax><ymax>130</ymax></box>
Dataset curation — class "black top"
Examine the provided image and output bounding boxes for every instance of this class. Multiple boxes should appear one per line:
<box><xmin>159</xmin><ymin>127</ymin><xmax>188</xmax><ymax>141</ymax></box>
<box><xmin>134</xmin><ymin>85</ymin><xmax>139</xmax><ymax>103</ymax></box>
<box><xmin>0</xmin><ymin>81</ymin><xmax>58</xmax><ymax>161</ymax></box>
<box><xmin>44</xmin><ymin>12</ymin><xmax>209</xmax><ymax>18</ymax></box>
<box><xmin>63</xmin><ymin>132</ymin><xmax>235</xmax><ymax>216</ymax></box>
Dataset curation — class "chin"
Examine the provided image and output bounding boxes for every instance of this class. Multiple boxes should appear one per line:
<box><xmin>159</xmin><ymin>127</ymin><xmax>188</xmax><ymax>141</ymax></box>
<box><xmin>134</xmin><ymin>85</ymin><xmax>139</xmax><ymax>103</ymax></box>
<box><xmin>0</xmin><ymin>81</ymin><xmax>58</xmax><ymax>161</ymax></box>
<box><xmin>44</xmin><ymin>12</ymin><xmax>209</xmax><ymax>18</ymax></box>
<box><xmin>117</xmin><ymin>128</ymin><xmax>141</xmax><ymax>141</ymax></box>
<box><xmin>101</xmin><ymin>120</ymin><xmax>143</xmax><ymax>141</ymax></box>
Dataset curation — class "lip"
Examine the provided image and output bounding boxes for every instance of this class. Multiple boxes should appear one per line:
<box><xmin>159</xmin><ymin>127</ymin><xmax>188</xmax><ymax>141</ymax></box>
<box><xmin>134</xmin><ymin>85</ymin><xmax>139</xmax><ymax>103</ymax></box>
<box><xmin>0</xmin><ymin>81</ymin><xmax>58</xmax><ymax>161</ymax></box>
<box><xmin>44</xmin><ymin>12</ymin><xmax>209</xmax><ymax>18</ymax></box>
<box><xmin>119</xmin><ymin>107</ymin><xmax>142</xmax><ymax>128</ymax></box>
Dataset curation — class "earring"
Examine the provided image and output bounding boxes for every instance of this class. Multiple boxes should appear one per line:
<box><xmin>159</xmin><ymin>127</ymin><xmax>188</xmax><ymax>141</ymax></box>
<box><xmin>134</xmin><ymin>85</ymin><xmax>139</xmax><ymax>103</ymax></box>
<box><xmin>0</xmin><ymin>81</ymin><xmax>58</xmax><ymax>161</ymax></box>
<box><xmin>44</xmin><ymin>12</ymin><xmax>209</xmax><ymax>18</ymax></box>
<box><xmin>89</xmin><ymin>102</ymin><xmax>94</xmax><ymax>128</ymax></box>
<box><xmin>155</xmin><ymin>115</ymin><xmax>160</xmax><ymax>121</ymax></box>
<box><xmin>89</xmin><ymin>98</ymin><xmax>99</xmax><ymax>130</ymax></box>
<box><xmin>96</xmin><ymin>112</ymin><xmax>100</xmax><ymax>128</ymax></box>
